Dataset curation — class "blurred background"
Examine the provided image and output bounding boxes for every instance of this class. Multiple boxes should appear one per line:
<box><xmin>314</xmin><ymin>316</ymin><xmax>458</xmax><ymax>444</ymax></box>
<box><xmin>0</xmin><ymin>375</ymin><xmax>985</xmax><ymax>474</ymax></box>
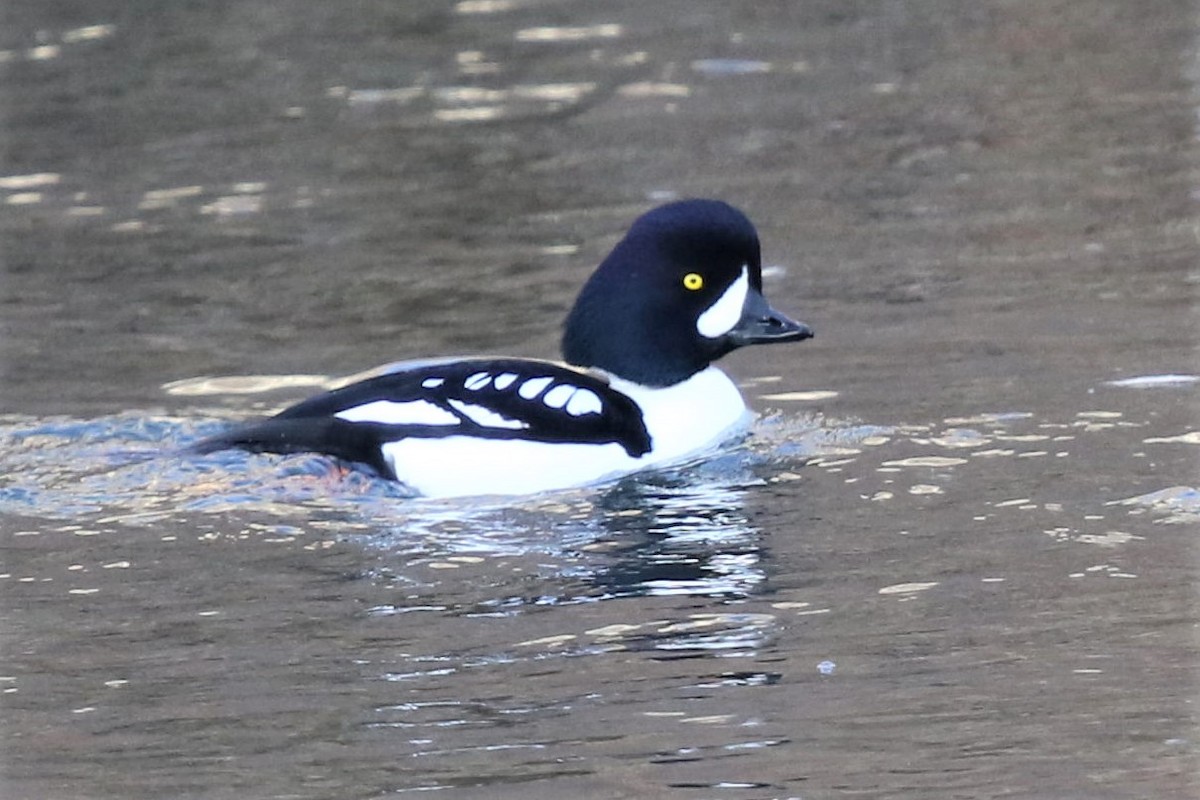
<box><xmin>1</xmin><ymin>2</ymin><xmax>1196</xmax><ymax>798</ymax></box>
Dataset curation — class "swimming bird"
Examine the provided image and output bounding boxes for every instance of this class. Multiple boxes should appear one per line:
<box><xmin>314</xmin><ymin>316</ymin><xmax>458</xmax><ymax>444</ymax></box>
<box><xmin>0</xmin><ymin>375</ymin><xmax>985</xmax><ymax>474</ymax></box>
<box><xmin>194</xmin><ymin>199</ymin><xmax>813</xmax><ymax>496</ymax></box>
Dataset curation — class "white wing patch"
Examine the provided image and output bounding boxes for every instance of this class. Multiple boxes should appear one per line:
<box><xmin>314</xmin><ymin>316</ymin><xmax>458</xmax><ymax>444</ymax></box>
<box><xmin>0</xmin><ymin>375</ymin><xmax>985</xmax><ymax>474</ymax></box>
<box><xmin>518</xmin><ymin>376</ymin><xmax>554</xmax><ymax>399</ymax></box>
<box><xmin>336</xmin><ymin>399</ymin><xmax>459</xmax><ymax>426</ymax></box>
<box><xmin>542</xmin><ymin>384</ymin><xmax>574</xmax><ymax>409</ymax></box>
<box><xmin>464</xmin><ymin>371</ymin><xmax>491</xmax><ymax>391</ymax></box>
<box><xmin>565</xmin><ymin>388</ymin><xmax>602</xmax><ymax>416</ymax></box>
<box><xmin>527</xmin><ymin>382</ymin><xmax>603</xmax><ymax>416</ymax></box>
<box><xmin>334</xmin><ymin>368</ymin><xmax>603</xmax><ymax>436</ymax></box>
<box><xmin>697</xmin><ymin>266</ymin><xmax>749</xmax><ymax>338</ymax></box>
<box><xmin>447</xmin><ymin>398</ymin><xmax>528</xmax><ymax>430</ymax></box>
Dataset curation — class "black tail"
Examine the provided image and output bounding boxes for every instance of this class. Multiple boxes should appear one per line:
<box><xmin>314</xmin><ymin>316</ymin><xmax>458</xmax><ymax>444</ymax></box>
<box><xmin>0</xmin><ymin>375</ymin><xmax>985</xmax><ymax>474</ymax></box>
<box><xmin>191</xmin><ymin>418</ymin><xmax>395</xmax><ymax>479</ymax></box>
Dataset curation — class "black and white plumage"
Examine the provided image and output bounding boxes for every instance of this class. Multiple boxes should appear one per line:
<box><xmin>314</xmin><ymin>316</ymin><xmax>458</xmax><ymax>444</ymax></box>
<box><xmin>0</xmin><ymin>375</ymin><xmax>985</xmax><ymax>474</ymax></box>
<box><xmin>198</xmin><ymin>358</ymin><xmax>651</xmax><ymax>476</ymax></box>
<box><xmin>194</xmin><ymin>199</ymin><xmax>814</xmax><ymax>497</ymax></box>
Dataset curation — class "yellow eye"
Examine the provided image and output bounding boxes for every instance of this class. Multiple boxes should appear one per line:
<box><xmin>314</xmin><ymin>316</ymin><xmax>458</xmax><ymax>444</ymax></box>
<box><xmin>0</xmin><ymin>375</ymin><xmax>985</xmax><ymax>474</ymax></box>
<box><xmin>682</xmin><ymin>273</ymin><xmax>704</xmax><ymax>291</ymax></box>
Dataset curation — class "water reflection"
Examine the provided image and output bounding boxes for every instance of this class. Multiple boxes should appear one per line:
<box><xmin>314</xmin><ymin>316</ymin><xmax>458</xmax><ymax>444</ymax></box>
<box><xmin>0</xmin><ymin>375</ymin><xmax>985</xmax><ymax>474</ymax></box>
<box><xmin>587</xmin><ymin>476</ymin><xmax>766</xmax><ymax>599</ymax></box>
<box><xmin>352</xmin><ymin>451</ymin><xmax>783</xmax><ymax>619</ymax></box>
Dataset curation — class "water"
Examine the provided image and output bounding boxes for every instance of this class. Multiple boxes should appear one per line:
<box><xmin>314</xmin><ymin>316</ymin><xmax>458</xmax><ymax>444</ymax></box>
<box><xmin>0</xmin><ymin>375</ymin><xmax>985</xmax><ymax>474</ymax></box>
<box><xmin>2</xmin><ymin>1</ymin><xmax>1197</xmax><ymax>798</ymax></box>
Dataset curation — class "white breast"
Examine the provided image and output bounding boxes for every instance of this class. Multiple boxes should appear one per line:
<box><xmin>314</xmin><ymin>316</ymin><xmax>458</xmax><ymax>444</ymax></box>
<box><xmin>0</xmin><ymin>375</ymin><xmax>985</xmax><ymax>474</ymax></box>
<box><xmin>608</xmin><ymin>366</ymin><xmax>751</xmax><ymax>464</ymax></box>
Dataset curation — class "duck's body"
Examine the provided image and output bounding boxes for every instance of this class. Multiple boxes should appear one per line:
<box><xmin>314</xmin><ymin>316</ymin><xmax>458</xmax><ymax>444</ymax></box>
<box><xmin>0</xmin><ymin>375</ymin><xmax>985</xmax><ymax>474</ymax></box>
<box><xmin>194</xmin><ymin>200</ymin><xmax>813</xmax><ymax>497</ymax></box>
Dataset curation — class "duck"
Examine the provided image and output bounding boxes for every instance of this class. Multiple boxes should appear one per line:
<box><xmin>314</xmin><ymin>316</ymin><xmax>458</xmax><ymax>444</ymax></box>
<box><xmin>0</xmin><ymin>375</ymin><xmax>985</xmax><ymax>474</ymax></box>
<box><xmin>193</xmin><ymin>199</ymin><xmax>813</xmax><ymax>497</ymax></box>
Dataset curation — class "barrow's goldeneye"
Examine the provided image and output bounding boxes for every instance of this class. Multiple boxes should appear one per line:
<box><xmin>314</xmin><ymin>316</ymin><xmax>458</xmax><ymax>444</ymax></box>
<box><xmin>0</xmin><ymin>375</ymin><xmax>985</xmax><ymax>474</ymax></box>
<box><xmin>194</xmin><ymin>199</ymin><xmax>813</xmax><ymax>496</ymax></box>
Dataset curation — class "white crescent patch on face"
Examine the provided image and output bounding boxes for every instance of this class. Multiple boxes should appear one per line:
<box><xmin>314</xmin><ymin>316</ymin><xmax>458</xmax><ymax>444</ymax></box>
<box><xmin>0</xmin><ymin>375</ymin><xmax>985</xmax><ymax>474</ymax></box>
<box><xmin>696</xmin><ymin>266</ymin><xmax>749</xmax><ymax>339</ymax></box>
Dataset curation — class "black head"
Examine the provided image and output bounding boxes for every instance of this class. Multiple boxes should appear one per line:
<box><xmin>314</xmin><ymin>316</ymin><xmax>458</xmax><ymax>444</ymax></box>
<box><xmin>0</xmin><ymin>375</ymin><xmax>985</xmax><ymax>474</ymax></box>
<box><xmin>562</xmin><ymin>199</ymin><xmax>813</xmax><ymax>386</ymax></box>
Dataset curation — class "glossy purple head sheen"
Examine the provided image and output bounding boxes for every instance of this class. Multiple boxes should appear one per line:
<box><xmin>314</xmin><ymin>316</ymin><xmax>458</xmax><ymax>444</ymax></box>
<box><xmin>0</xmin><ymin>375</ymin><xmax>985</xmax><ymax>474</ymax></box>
<box><xmin>562</xmin><ymin>199</ymin><xmax>809</xmax><ymax>387</ymax></box>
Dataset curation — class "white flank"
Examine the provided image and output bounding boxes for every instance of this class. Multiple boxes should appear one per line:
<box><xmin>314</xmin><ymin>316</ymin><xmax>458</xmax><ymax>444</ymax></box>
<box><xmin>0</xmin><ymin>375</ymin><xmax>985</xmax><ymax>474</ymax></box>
<box><xmin>565</xmin><ymin>389</ymin><xmax>602</xmax><ymax>416</ymax></box>
<box><xmin>335</xmin><ymin>400</ymin><xmax>459</xmax><ymax>426</ymax></box>
<box><xmin>385</xmin><ymin>437</ymin><xmax>631</xmax><ymax>497</ymax></box>
<box><xmin>696</xmin><ymin>266</ymin><xmax>749</xmax><ymax>338</ymax></box>
<box><xmin>542</xmin><ymin>384</ymin><xmax>574</xmax><ymax>408</ymax></box>
<box><xmin>447</xmin><ymin>399</ymin><xmax>528</xmax><ymax>429</ymax></box>
<box><xmin>518</xmin><ymin>376</ymin><xmax>554</xmax><ymax>399</ymax></box>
